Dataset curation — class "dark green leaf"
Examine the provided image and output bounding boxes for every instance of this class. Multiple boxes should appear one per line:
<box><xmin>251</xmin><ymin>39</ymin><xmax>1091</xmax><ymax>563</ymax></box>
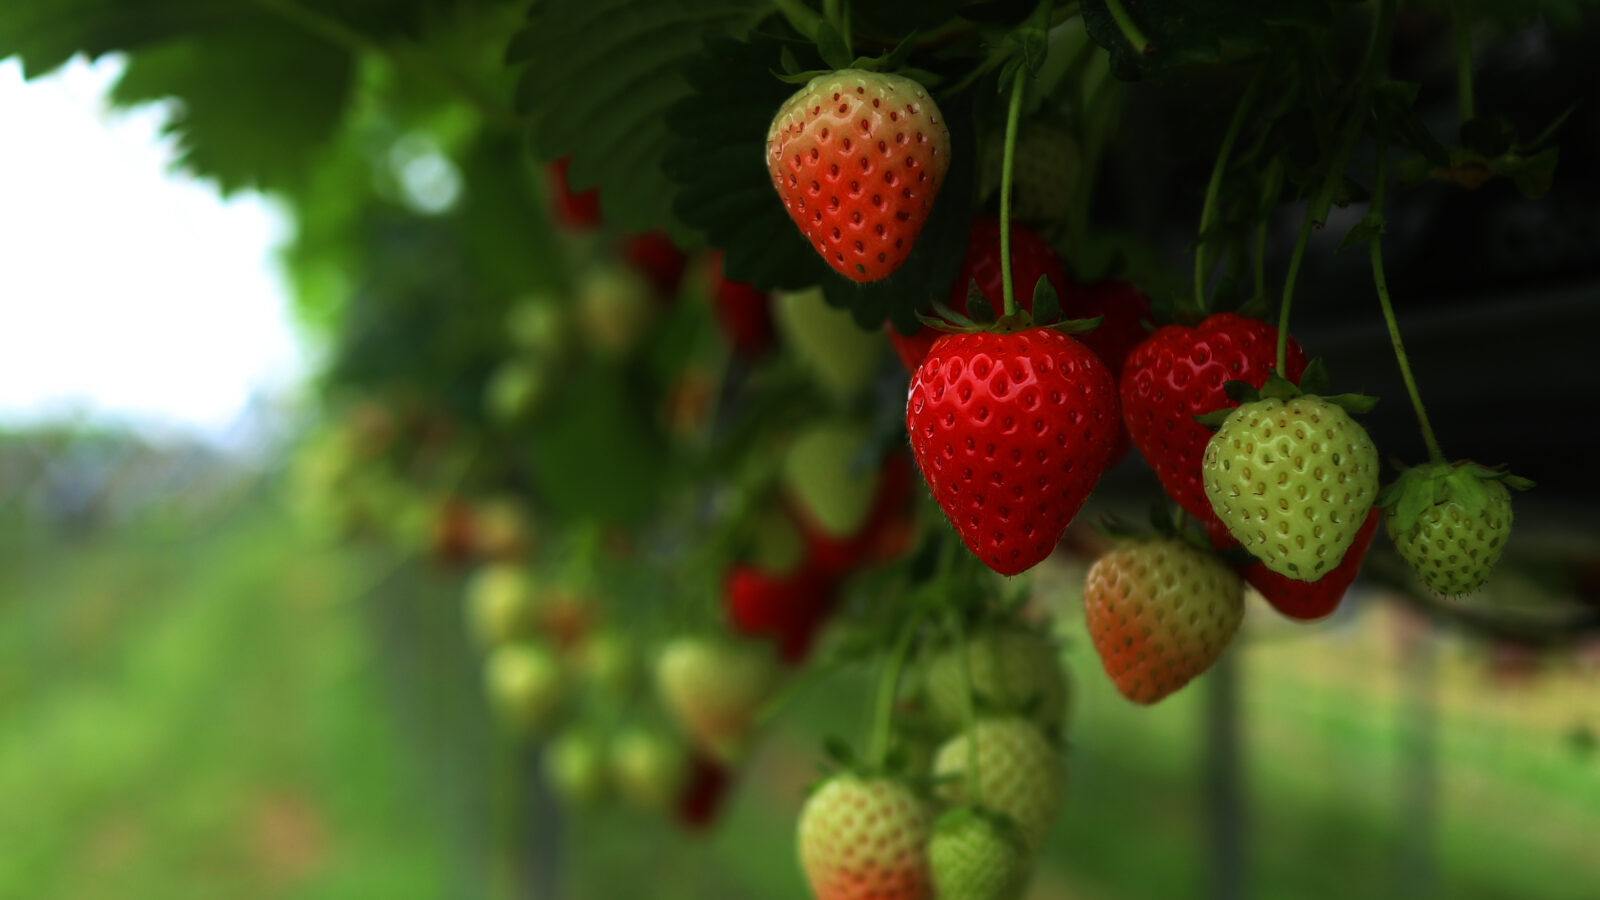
<box><xmin>1322</xmin><ymin>392</ymin><xmax>1378</xmax><ymax>414</ymax></box>
<box><xmin>1338</xmin><ymin>211</ymin><xmax>1385</xmax><ymax>251</ymax></box>
<box><xmin>814</xmin><ymin>17</ymin><xmax>853</xmax><ymax>70</ymax></box>
<box><xmin>1193</xmin><ymin>408</ymin><xmax>1233</xmax><ymax>428</ymax></box>
<box><xmin>1031</xmin><ymin>275</ymin><xmax>1060</xmax><ymax>323</ymax></box>
<box><xmin>1460</xmin><ymin>115</ymin><xmax>1516</xmax><ymax>158</ymax></box>
<box><xmin>1222</xmin><ymin>378</ymin><xmax>1260</xmax><ymax>405</ymax></box>
<box><xmin>1298</xmin><ymin>357</ymin><xmax>1330</xmax><ymax>395</ymax></box>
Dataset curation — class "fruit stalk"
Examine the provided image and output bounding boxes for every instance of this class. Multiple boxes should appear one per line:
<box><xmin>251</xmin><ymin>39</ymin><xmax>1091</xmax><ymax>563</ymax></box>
<box><xmin>951</xmin><ymin>613</ymin><xmax>983</xmax><ymax>801</ymax></box>
<box><xmin>869</xmin><ymin>612</ymin><xmax>923</xmax><ymax>767</ymax></box>
<box><xmin>1194</xmin><ymin>70</ymin><xmax>1264</xmax><ymax>312</ymax></box>
<box><xmin>1274</xmin><ymin>207</ymin><xmax>1315</xmax><ymax>375</ymax></box>
<box><xmin>999</xmin><ymin>64</ymin><xmax>1028</xmax><ymax>318</ymax></box>
<box><xmin>1104</xmin><ymin>0</ymin><xmax>1150</xmax><ymax>54</ymax></box>
<box><xmin>1367</xmin><ymin>140</ymin><xmax>1446</xmax><ymax>464</ymax></box>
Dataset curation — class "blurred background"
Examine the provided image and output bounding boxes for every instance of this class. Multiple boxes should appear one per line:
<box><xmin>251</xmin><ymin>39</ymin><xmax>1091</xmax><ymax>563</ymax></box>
<box><xmin>2</xmin><ymin>3</ymin><xmax>1599</xmax><ymax>900</ymax></box>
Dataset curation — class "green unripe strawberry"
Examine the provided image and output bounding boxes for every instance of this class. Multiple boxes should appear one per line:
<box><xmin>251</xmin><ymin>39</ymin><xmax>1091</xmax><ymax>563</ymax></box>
<box><xmin>580</xmin><ymin>629</ymin><xmax>637</xmax><ymax>696</ymax></box>
<box><xmin>544</xmin><ymin>728</ymin><xmax>608</xmax><ymax>807</ymax></box>
<box><xmin>1381</xmin><ymin>461</ymin><xmax>1524</xmax><ymax>597</ymax></box>
<box><xmin>979</xmin><ymin>122</ymin><xmax>1079</xmax><ymax>226</ymax></box>
<box><xmin>609</xmin><ymin>728</ymin><xmax>687</xmax><ymax>812</ymax></box>
<box><xmin>774</xmin><ymin>287</ymin><xmax>883</xmax><ymax>397</ymax></box>
<box><xmin>506</xmin><ymin>296</ymin><xmax>567</xmax><ymax>356</ymax></box>
<box><xmin>933</xmin><ymin>717</ymin><xmax>1066</xmax><ymax>852</ymax></box>
<box><xmin>485</xmin><ymin>358</ymin><xmax>549</xmax><ymax>424</ymax></box>
<box><xmin>797</xmin><ymin>773</ymin><xmax>933</xmax><ymax>900</ymax></box>
<box><xmin>484</xmin><ymin>641</ymin><xmax>565</xmax><ymax>735</ymax></box>
<box><xmin>923</xmin><ymin>626</ymin><xmax>1069</xmax><ymax>736</ymax></box>
<box><xmin>928</xmin><ymin>807</ymin><xmax>1032</xmax><ymax>900</ymax></box>
<box><xmin>783</xmin><ymin>421</ymin><xmax>881</xmax><ymax>539</ymax></box>
<box><xmin>655</xmin><ymin>636</ymin><xmax>779</xmax><ymax>761</ymax></box>
<box><xmin>466</xmin><ymin>564</ymin><xmax>535</xmax><ymax>647</ymax></box>
<box><xmin>1083</xmin><ymin>538</ymin><xmax>1243</xmax><ymax>704</ymax></box>
<box><xmin>577</xmin><ymin>266</ymin><xmax>654</xmax><ymax>357</ymax></box>
<box><xmin>1203</xmin><ymin>395</ymin><xmax>1380</xmax><ymax>580</ymax></box>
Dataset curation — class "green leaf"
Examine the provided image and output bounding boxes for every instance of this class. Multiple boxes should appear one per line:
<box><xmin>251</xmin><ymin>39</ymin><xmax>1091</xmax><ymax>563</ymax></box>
<box><xmin>1322</xmin><ymin>392</ymin><xmax>1378</xmax><ymax>414</ymax></box>
<box><xmin>967</xmin><ymin>287</ymin><xmax>997</xmax><ymax>325</ymax></box>
<box><xmin>1297</xmin><ymin>357</ymin><xmax>1330</xmax><ymax>396</ymax></box>
<box><xmin>1080</xmin><ymin>0</ymin><xmax>1339</xmax><ymax>81</ymax></box>
<box><xmin>1222</xmin><ymin>379</ymin><xmax>1260</xmax><ymax>405</ymax></box>
<box><xmin>822</xmin><ymin>736</ymin><xmax>857</xmax><ymax>768</ymax></box>
<box><xmin>1192</xmin><ymin>408</ymin><xmax>1233</xmax><ymax>428</ymax></box>
<box><xmin>814</xmin><ymin>17</ymin><xmax>853</xmax><ymax>70</ymax></box>
<box><xmin>510</xmin><ymin>0</ymin><xmax>769</xmax><ymax>239</ymax></box>
<box><xmin>1046</xmin><ymin>315</ymin><xmax>1104</xmax><ymax>335</ymax></box>
<box><xmin>1460</xmin><ymin>115</ymin><xmax>1517</xmax><ymax>158</ymax></box>
<box><xmin>1258</xmin><ymin>369</ymin><xmax>1300</xmax><ymax>400</ymax></box>
<box><xmin>1031</xmin><ymin>274</ymin><xmax>1060</xmax><ymax>323</ymax></box>
<box><xmin>109</xmin><ymin>19</ymin><xmax>353</xmax><ymax>193</ymax></box>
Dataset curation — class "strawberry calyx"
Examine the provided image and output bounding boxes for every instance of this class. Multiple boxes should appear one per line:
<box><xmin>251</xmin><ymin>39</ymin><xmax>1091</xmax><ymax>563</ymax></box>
<box><xmin>916</xmin><ymin>275</ymin><xmax>1103</xmax><ymax>336</ymax></box>
<box><xmin>1377</xmin><ymin>460</ymin><xmax>1535</xmax><ymax>534</ymax></box>
<box><xmin>1192</xmin><ymin>361</ymin><xmax>1378</xmax><ymax>427</ymax></box>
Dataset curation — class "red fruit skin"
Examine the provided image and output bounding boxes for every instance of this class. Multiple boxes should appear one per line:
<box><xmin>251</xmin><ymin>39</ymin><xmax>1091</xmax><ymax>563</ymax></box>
<box><xmin>675</xmin><ymin>750</ymin><xmax>732</xmax><ymax>831</ymax></box>
<box><xmin>621</xmin><ymin>232</ymin><xmax>688</xmax><ymax>302</ymax></box>
<box><xmin>1245</xmin><ymin>507</ymin><xmax>1380</xmax><ymax>621</ymax></box>
<box><xmin>767</xmin><ymin>71</ymin><xmax>950</xmax><ymax>283</ymax></box>
<box><xmin>545</xmin><ymin>157</ymin><xmax>601</xmax><ymax>230</ymax></box>
<box><xmin>1120</xmin><ymin>313</ymin><xmax>1307</xmax><ymax>529</ymax></box>
<box><xmin>887</xmin><ymin>216</ymin><xmax>1068</xmax><ymax>373</ymax></box>
<box><xmin>709</xmin><ymin>253</ymin><xmax>774</xmax><ymax>357</ymax></box>
<box><xmin>908</xmin><ymin>329</ymin><xmax>1119</xmax><ymax>576</ymax></box>
<box><xmin>1062</xmin><ymin>280</ymin><xmax>1152</xmax><ymax>465</ymax></box>
<box><xmin>725</xmin><ymin>565</ymin><xmax>837</xmax><ymax>664</ymax></box>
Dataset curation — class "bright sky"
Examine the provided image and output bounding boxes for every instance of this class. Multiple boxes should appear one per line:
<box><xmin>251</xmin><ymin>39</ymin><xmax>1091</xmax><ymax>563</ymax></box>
<box><xmin>0</xmin><ymin>56</ymin><xmax>307</xmax><ymax>442</ymax></box>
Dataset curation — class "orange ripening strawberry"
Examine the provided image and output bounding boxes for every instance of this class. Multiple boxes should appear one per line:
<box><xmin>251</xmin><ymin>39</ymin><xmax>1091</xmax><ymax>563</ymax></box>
<box><xmin>1244</xmin><ymin>507</ymin><xmax>1380</xmax><ymax>621</ymax></box>
<box><xmin>907</xmin><ymin>329</ymin><xmax>1120</xmax><ymax>576</ymax></box>
<box><xmin>1084</xmin><ymin>538</ymin><xmax>1243</xmax><ymax>704</ymax></box>
<box><xmin>887</xmin><ymin>216</ymin><xmax>1069</xmax><ymax>373</ymax></box>
<box><xmin>767</xmin><ymin>69</ymin><xmax>951</xmax><ymax>282</ymax></box>
<box><xmin>1120</xmin><ymin>313</ymin><xmax>1306</xmax><ymax>531</ymax></box>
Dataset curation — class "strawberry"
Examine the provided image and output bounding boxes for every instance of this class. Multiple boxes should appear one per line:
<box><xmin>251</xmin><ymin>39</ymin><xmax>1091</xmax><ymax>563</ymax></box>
<box><xmin>544</xmin><ymin>156</ymin><xmax>601</xmax><ymax>230</ymax></box>
<box><xmin>1203</xmin><ymin>395</ymin><xmax>1380</xmax><ymax>580</ymax></box>
<box><xmin>767</xmin><ymin>69</ymin><xmax>951</xmax><ymax>283</ymax></box>
<box><xmin>923</xmin><ymin>625</ymin><xmax>1069</xmax><ymax>736</ymax></box>
<box><xmin>610</xmin><ymin>728</ymin><xmax>687</xmax><ymax>812</ymax></box>
<box><xmin>656</xmin><ymin>636</ymin><xmax>779</xmax><ymax>760</ymax></box>
<box><xmin>775</xmin><ymin>287</ymin><xmax>885</xmax><ymax>398</ymax></box>
<box><xmin>543</xmin><ymin>728</ymin><xmax>608</xmax><ymax>807</ymax></box>
<box><xmin>469</xmin><ymin>497</ymin><xmax>534</xmax><ymax>562</ymax></box>
<box><xmin>796</xmin><ymin>450</ymin><xmax>916</xmax><ymax>578</ymax></box>
<box><xmin>1062</xmin><ymin>280</ymin><xmax>1151</xmax><ymax>465</ymax></box>
<box><xmin>887</xmin><ymin>216</ymin><xmax>1068</xmax><ymax>374</ymax></box>
<box><xmin>576</xmin><ymin>265</ymin><xmax>655</xmax><ymax>357</ymax></box>
<box><xmin>932</xmin><ymin>717</ymin><xmax>1066</xmax><ymax>851</ymax></box>
<box><xmin>483</xmin><ymin>641</ymin><xmax>566</xmax><ymax>735</ymax></box>
<box><xmin>1120</xmin><ymin>313</ymin><xmax>1307</xmax><ymax>530</ymax></box>
<box><xmin>465</xmin><ymin>563</ymin><xmax>534</xmax><ymax>647</ymax></box>
<box><xmin>725</xmin><ymin>564</ymin><xmax>838</xmax><ymax>665</ymax></box>
<box><xmin>621</xmin><ymin>231</ymin><xmax>689</xmax><ymax>302</ymax></box>
<box><xmin>1382</xmin><ymin>462</ymin><xmax>1522</xmax><ymax>598</ymax></box>
<box><xmin>676</xmin><ymin>749</ymin><xmax>734</xmax><ymax>831</ymax></box>
<box><xmin>927</xmin><ymin>807</ymin><xmax>1032</xmax><ymax>900</ymax></box>
<box><xmin>784</xmin><ymin>421</ymin><xmax>882</xmax><ymax>539</ymax></box>
<box><xmin>797</xmin><ymin>773</ymin><xmax>933</xmax><ymax>900</ymax></box>
<box><xmin>1083</xmin><ymin>538</ymin><xmax>1243</xmax><ymax>704</ymax></box>
<box><xmin>1245</xmin><ymin>507</ymin><xmax>1380</xmax><ymax>621</ymax></box>
<box><xmin>709</xmin><ymin>252</ymin><xmax>774</xmax><ymax>357</ymax></box>
<box><xmin>485</xmin><ymin>358</ymin><xmax>549</xmax><ymax>424</ymax></box>
<box><xmin>907</xmin><ymin>328</ymin><xmax>1120</xmax><ymax>576</ymax></box>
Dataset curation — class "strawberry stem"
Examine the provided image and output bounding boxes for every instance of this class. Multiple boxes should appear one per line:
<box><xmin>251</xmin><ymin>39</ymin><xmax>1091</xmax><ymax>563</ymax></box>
<box><xmin>1275</xmin><ymin>205</ymin><xmax>1315</xmax><ymax>376</ymax></box>
<box><xmin>1103</xmin><ymin>0</ymin><xmax>1150</xmax><ymax>55</ymax></box>
<box><xmin>1367</xmin><ymin>141</ymin><xmax>1447</xmax><ymax>464</ymax></box>
<box><xmin>1452</xmin><ymin>0</ymin><xmax>1476</xmax><ymax>124</ymax></box>
<box><xmin>1194</xmin><ymin>70</ymin><xmax>1263</xmax><ymax>314</ymax></box>
<box><xmin>952</xmin><ymin>614</ymin><xmax>983</xmax><ymax>802</ymax></box>
<box><xmin>999</xmin><ymin>64</ymin><xmax>1027</xmax><ymax>319</ymax></box>
<box><xmin>868</xmin><ymin>612</ymin><xmax>922</xmax><ymax>769</ymax></box>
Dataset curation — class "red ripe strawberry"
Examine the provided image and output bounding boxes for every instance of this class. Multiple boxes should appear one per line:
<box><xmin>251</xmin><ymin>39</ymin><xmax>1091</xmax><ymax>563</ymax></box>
<box><xmin>887</xmin><ymin>216</ymin><xmax>1068</xmax><ymax>373</ymax></box>
<box><xmin>621</xmin><ymin>231</ymin><xmax>688</xmax><ymax>302</ymax></box>
<box><xmin>544</xmin><ymin>157</ymin><xmax>601</xmax><ymax>230</ymax></box>
<box><xmin>907</xmin><ymin>329</ymin><xmax>1119</xmax><ymax>576</ymax></box>
<box><xmin>725</xmin><ymin>564</ymin><xmax>837</xmax><ymax>664</ymax></box>
<box><xmin>767</xmin><ymin>69</ymin><xmax>951</xmax><ymax>283</ymax></box>
<box><xmin>1244</xmin><ymin>507</ymin><xmax>1380</xmax><ymax>621</ymax></box>
<box><xmin>708</xmin><ymin>253</ymin><xmax>774</xmax><ymax>357</ymax></box>
<box><xmin>1120</xmin><ymin>313</ymin><xmax>1307</xmax><ymax>529</ymax></box>
<box><xmin>675</xmin><ymin>749</ymin><xmax>733</xmax><ymax>831</ymax></box>
<box><xmin>797</xmin><ymin>773</ymin><xmax>933</xmax><ymax>900</ymax></box>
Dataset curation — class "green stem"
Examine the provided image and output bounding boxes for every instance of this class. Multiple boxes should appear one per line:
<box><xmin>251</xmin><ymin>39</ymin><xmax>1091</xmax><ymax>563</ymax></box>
<box><xmin>999</xmin><ymin>64</ymin><xmax>1027</xmax><ymax>319</ymax></box>
<box><xmin>771</xmin><ymin>0</ymin><xmax>822</xmax><ymax>41</ymax></box>
<box><xmin>1451</xmin><ymin>0</ymin><xmax>1476</xmax><ymax>123</ymax></box>
<box><xmin>868</xmin><ymin>613</ymin><xmax>922</xmax><ymax>768</ymax></box>
<box><xmin>1194</xmin><ymin>72</ymin><xmax>1265</xmax><ymax>313</ymax></box>
<box><xmin>1103</xmin><ymin>0</ymin><xmax>1150</xmax><ymax>54</ymax></box>
<box><xmin>1275</xmin><ymin>205</ymin><xmax>1316</xmax><ymax>375</ymax></box>
<box><xmin>1367</xmin><ymin>142</ymin><xmax>1447</xmax><ymax>464</ymax></box>
<box><xmin>952</xmin><ymin>614</ymin><xmax>983</xmax><ymax>802</ymax></box>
